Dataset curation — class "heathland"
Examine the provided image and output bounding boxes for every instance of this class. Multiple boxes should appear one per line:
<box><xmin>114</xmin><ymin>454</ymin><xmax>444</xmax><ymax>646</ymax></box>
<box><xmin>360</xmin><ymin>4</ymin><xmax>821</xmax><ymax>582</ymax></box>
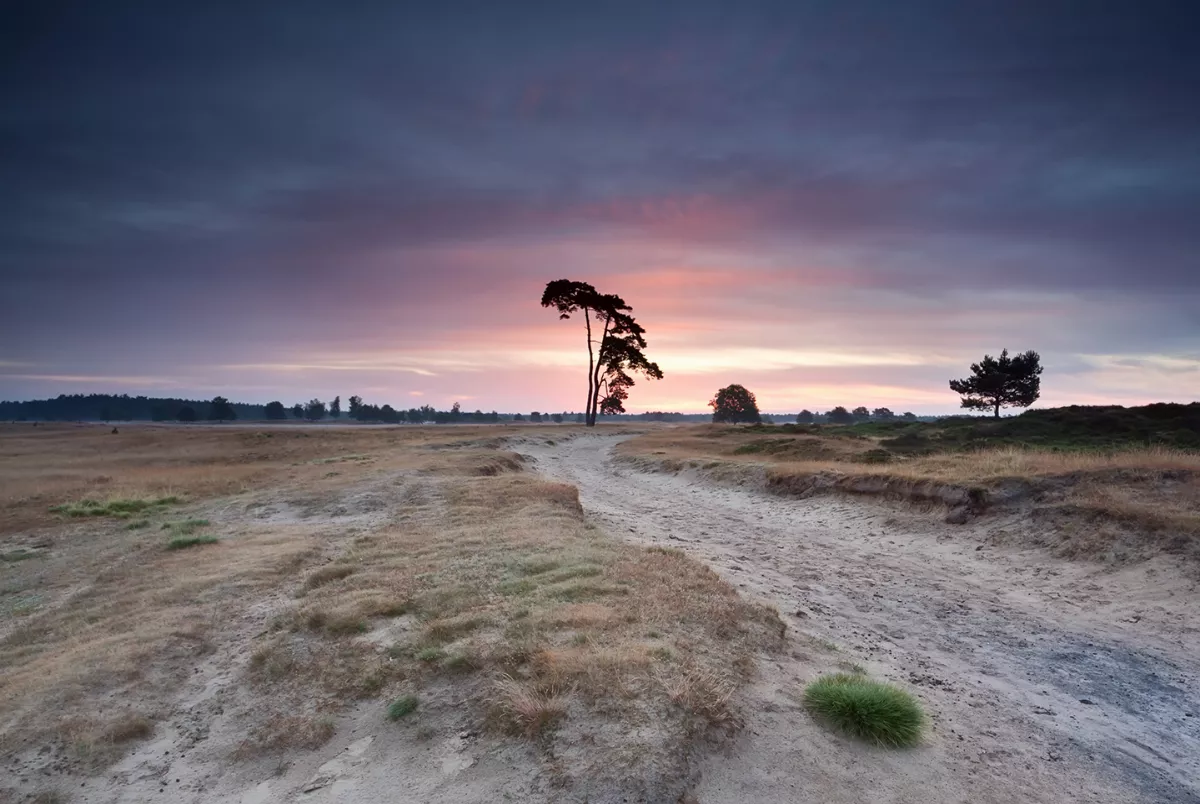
<box><xmin>2</xmin><ymin>406</ymin><xmax>1198</xmax><ymax>803</ymax></box>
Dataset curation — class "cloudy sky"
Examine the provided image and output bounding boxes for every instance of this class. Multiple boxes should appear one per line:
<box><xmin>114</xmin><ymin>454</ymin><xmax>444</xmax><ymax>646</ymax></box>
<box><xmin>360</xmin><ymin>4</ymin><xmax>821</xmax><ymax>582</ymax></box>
<box><xmin>2</xmin><ymin>1</ymin><xmax>1197</xmax><ymax>413</ymax></box>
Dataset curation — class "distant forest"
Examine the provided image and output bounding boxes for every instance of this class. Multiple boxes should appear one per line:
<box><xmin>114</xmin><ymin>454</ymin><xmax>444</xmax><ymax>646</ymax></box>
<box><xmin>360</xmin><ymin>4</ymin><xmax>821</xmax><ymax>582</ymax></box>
<box><xmin>0</xmin><ymin>394</ymin><xmax>940</xmax><ymax>425</ymax></box>
<box><xmin>0</xmin><ymin>394</ymin><xmax>265</xmax><ymax>422</ymax></box>
<box><xmin>0</xmin><ymin>393</ymin><xmax>718</xmax><ymax>423</ymax></box>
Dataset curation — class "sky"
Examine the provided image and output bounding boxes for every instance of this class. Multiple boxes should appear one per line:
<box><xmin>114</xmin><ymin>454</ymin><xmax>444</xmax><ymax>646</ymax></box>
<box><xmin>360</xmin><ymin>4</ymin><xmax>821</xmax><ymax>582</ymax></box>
<box><xmin>2</xmin><ymin>1</ymin><xmax>1198</xmax><ymax>414</ymax></box>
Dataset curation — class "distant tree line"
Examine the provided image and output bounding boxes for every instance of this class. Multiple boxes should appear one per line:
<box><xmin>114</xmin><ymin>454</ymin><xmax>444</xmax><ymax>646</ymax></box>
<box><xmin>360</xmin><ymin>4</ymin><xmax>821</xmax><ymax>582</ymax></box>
<box><xmin>0</xmin><ymin>394</ymin><xmax>264</xmax><ymax>422</ymax></box>
<box><xmin>6</xmin><ymin>393</ymin><xmax>928</xmax><ymax>426</ymax></box>
<box><xmin>811</xmin><ymin>406</ymin><xmax>920</xmax><ymax>424</ymax></box>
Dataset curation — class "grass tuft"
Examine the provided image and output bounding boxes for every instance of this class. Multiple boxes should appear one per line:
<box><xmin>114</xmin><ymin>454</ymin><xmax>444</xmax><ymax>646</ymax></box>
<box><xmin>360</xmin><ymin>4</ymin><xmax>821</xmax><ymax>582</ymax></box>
<box><xmin>803</xmin><ymin>673</ymin><xmax>924</xmax><ymax>747</ymax></box>
<box><xmin>387</xmin><ymin>695</ymin><xmax>418</xmax><ymax>720</ymax></box>
<box><xmin>50</xmin><ymin>496</ymin><xmax>179</xmax><ymax>518</ymax></box>
<box><xmin>303</xmin><ymin>564</ymin><xmax>356</xmax><ymax>590</ymax></box>
<box><xmin>166</xmin><ymin>535</ymin><xmax>219</xmax><ymax>550</ymax></box>
<box><xmin>233</xmin><ymin>715</ymin><xmax>335</xmax><ymax>757</ymax></box>
<box><xmin>490</xmin><ymin>675</ymin><xmax>566</xmax><ymax>737</ymax></box>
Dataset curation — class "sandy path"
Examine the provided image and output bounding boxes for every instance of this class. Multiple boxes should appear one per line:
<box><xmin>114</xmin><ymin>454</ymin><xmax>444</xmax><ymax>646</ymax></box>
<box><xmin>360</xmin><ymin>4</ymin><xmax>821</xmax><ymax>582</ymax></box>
<box><xmin>521</xmin><ymin>435</ymin><xmax>1200</xmax><ymax>804</ymax></box>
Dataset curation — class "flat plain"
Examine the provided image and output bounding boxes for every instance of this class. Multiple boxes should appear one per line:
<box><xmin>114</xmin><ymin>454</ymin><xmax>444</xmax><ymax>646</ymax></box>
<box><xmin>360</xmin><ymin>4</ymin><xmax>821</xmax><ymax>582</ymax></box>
<box><xmin>2</xmin><ymin>421</ymin><xmax>1198</xmax><ymax>803</ymax></box>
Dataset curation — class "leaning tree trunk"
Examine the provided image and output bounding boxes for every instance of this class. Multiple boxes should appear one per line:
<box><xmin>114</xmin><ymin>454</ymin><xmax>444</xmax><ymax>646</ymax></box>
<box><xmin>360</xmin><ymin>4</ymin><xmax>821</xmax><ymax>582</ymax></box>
<box><xmin>584</xmin><ymin>310</ymin><xmax>595</xmax><ymax>427</ymax></box>
<box><xmin>587</xmin><ymin>318</ymin><xmax>612</xmax><ymax>427</ymax></box>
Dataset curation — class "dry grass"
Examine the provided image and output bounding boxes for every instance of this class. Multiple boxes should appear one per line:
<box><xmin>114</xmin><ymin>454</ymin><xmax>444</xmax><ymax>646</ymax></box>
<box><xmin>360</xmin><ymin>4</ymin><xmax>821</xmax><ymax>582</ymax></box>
<box><xmin>659</xmin><ymin>665</ymin><xmax>740</xmax><ymax>728</ymax></box>
<box><xmin>621</xmin><ymin>426</ymin><xmax>1200</xmax><ymax>484</ymax></box>
<box><xmin>620</xmin><ymin>425</ymin><xmax>1200</xmax><ymax>562</ymax></box>
<box><xmin>0</xmin><ymin>422</ymin><xmax>784</xmax><ymax>778</ymax></box>
<box><xmin>489</xmin><ymin>675</ymin><xmax>568</xmax><ymax>737</ymax></box>
<box><xmin>256</xmin><ymin>468</ymin><xmax>785</xmax><ymax>739</ymax></box>
<box><xmin>56</xmin><ymin>711</ymin><xmax>155</xmax><ymax>765</ymax></box>
<box><xmin>232</xmin><ymin>714</ymin><xmax>336</xmax><ymax>757</ymax></box>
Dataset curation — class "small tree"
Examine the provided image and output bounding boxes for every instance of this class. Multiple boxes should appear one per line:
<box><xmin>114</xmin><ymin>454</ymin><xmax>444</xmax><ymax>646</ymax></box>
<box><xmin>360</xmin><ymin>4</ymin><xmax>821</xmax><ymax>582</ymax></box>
<box><xmin>710</xmin><ymin>384</ymin><xmax>761</xmax><ymax>424</ymax></box>
<box><xmin>851</xmin><ymin>406</ymin><xmax>870</xmax><ymax>422</ymax></box>
<box><xmin>305</xmin><ymin>399</ymin><xmax>326</xmax><ymax>421</ymax></box>
<box><xmin>551</xmin><ymin>413</ymin><xmax>564</xmax><ymax>423</ymax></box>
<box><xmin>348</xmin><ymin>395</ymin><xmax>363</xmax><ymax>420</ymax></box>
<box><xmin>264</xmin><ymin>401</ymin><xmax>287</xmax><ymax>420</ymax></box>
<box><xmin>949</xmin><ymin>349</ymin><xmax>1043</xmax><ymax>418</ymax></box>
<box><xmin>796</xmin><ymin>409</ymin><xmax>815</xmax><ymax>424</ymax></box>
<box><xmin>208</xmin><ymin>396</ymin><xmax>237</xmax><ymax>422</ymax></box>
<box><xmin>902</xmin><ymin>411</ymin><xmax>917</xmax><ymax>421</ymax></box>
<box><xmin>177</xmin><ymin>406</ymin><xmax>197</xmax><ymax>423</ymax></box>
<box><xmin>872</xmin><ymin>407</ymin><xmax>895</xmax><ymax>420</ymax></box>
<box><xmin>530</xmin><ymin>411</ymin><xmax>542</xmax><ymax>423</ymax></box>
<box><xmin>513</xmin><ymin>413</ymin><xmax>525</xmax><ymax>422</ymax></box>
<box><xmin>329</xmin><ymin>396</ymin><xmax>341</xmax><ymax>418</ymax></box>
<box><xmin>827</xmin><ymin>406</ymin><xmax>854</xmax><ymax>424</ymax></box>
<box><xmin>291</xmin><ymin>403</ymin><xmax>304</xmax><ymax>419</ymax></box>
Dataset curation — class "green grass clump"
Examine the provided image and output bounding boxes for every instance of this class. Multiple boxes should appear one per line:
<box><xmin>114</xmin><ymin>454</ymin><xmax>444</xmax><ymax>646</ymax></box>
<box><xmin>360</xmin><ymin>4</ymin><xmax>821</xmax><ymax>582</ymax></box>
<box><xmin>166</xmin><ymin>535</ymin><xmax>220</xmax><ymax>550</ymax></box>
<box><xmin>803</xmin><ymin>673</ymin><xmax>924</xmax><ymax>747</ymax></box>
<box><xmin>50</xmin><ymin>496</ymin><xmax>180</xmax><ymax>519</ymax></box>
<box><xmin>387</xmin><ymin>695</ymin><xmax>418</xmax><ymax>720</ymax></box>
<box><xmin>415</xmin><ymin>647</ymin><xmax>445</xmax><ymax>662</ymax></box>
<box><xmin>162</xmin><ymin>518</ymin><xmax>209</xmax><ymax>535</ymax></box>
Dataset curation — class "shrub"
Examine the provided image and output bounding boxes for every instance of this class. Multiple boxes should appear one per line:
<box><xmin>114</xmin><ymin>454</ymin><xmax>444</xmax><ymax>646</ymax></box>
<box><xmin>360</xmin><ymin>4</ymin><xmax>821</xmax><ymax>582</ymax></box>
<box><xmin>857</xmin><ymin>448</ymin><xmax>893</xmax><ymax>464</ymax></box>
<box><xmin>803</xmin><ymin>673</ymin><xmax>924</xmax><ymax>747</ymax></box>
<box><xmin>387</xmin><ymin>695</ymin><xmax>418</xmax><ymax>720</ymax></box>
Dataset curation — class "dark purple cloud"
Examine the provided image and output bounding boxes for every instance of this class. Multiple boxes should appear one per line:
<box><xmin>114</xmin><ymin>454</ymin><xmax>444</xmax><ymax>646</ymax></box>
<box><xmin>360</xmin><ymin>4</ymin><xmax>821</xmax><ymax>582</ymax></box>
<box><xmin>1</xmin><ymin>1</ymin><xmax>1198</xmax><ymax>408</ymax></box>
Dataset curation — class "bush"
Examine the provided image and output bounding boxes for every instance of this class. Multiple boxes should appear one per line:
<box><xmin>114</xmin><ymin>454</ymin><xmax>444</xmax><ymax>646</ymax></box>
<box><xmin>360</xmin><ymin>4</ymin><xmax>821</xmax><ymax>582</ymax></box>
<box><xmin>856</xmin><ymin>449</ymin><xmax>893</xmax><ymax>464</ymax></box>
<box><xmin>387</xmin><ymin>695</ymin><xmax>418</xmax><ymax>720</ymax></box>
<box><xmin>803</xmin><ymin>673</ymin><xmax>924</xmax><ymax>747</ymax></box>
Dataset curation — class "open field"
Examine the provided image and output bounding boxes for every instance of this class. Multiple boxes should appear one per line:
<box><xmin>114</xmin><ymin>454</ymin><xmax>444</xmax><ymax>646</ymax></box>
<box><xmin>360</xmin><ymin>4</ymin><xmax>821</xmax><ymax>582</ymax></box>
<box><xmin>4</xmin><ymin>421</ymin><xmax>1199</xmax><ymax>803</ymax></box>
<box><xmin>0</xmin><ymin>423</ymin><xmax>782</xmax><ymax>803</ymax></box>
<box><xmin>617</xmin><ymin>421</ymin><xmax>1200</xmax><ymax>565</ymax></box>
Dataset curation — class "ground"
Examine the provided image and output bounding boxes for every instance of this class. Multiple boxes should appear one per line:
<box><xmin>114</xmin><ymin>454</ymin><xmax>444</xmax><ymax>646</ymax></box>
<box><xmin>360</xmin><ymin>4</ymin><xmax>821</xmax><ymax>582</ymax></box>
<box><xmin>2</xmin><ymin>422</ymin><xmax>1198</xmax><ymax>803</ymax></box>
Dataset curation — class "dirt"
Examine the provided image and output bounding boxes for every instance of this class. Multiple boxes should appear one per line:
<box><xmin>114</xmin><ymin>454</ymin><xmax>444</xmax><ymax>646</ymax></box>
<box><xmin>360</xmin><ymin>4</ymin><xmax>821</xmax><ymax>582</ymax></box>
<box><xmin>522</xmin><ymin>434</ymin><xmax>1200</xmax><ymax>804</ymax></box>
<box><xmin>8</xmin><ymin>431</ymin><xmax>1199</xmax><ymax>803</ymax></box>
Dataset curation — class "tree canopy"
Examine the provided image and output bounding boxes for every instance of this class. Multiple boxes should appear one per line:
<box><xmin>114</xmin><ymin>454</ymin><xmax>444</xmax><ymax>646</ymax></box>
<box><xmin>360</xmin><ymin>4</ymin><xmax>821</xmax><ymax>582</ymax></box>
<box><xmin>710</xmin><ymin>384</ymin><xmax>761</xmax><ymax>424</ymax></box>
<box><xmin>305</xmin><ymin>399</ymin><xmax>327</xmax><ymax>421</ymax></box>
<box><xmin>264</xmin><ymin>401</ymin><xmax>287</xmax><ymax>420</ymax></box>
<box><xmin>796</xmin><ymin>409</ymin><xmax>815</xmax><ymax>424</ymax></box>
<box><xmin>541</xmin><ymin>279</ymin><xmax>663</xmax><ymax>426</ymax></box>
<box><xmin>827</xmin><ymin>406</ymin><xmax>854</xmax><ymax>424</ymax></box>
<box><xmin>208</xmin><ymin>396</ymin><xmax>236</xmax><ymax>422</ymax></box>
<box><xmin>949</xmin><ymin>349</ymin><xmax>1043</xmax><ymax>418</ymax></box>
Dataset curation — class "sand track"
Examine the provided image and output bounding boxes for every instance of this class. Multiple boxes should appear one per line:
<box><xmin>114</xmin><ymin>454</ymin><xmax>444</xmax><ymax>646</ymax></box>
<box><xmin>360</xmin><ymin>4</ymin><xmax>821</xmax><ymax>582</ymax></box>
<box><xmin>522</xmin><ymin>434</ymin><xmax>1200</xmax><ymax>804</ymax></box>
